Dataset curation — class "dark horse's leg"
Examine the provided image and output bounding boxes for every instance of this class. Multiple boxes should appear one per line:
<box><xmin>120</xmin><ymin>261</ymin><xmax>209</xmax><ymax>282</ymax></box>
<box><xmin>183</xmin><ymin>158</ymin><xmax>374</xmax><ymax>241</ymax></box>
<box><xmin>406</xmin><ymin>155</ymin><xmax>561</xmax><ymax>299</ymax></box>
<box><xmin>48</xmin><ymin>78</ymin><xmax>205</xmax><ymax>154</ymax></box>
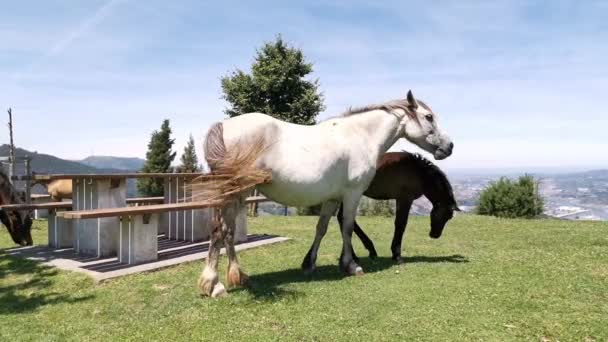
<box><xmin>391</xmin><ymin>199</ymin><xmax>412</xmax><ymax>264</ymax></box>
<box><xmin>337</xmin><ymin>203</ymin><xmax>378</xmax><ymax>260</ymax></box>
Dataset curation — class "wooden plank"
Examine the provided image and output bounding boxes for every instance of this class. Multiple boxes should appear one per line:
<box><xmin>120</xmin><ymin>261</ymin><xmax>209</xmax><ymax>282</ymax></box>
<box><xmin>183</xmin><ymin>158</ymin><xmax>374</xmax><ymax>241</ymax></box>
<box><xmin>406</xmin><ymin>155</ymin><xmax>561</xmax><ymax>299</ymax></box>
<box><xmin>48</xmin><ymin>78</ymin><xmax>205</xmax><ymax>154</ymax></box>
<box><xmin>61</xmin><ymin>197</ymin><xmax>270</xmax><ymax>220</ymax></box>
<box><xmin>125</xmin><ymin>197</ymin><xmax>164</xmax><ymax>204</ymax></box>
<box><xmin>246</xmin><ymin>196</ymin><xmax>269</xmax><ymax>204</ymax></box>
<box><xmin>32</xmin><ymin>173</ymin><xmax>207</xmax><ymax>181</ymax></box>
<box><xmin>0</xmin><ymin>196</ymin><xmax>183</xmax><ymax>210</ymax></box>
<box><xmin>0</xmin><ymin>202</ymin><xmax>72</xmax><ymax>210</ymax></box>
<box><xmin>62</xmin><ymin>201</ymin><xmax>224</xmax><ymax>219</ymax></box>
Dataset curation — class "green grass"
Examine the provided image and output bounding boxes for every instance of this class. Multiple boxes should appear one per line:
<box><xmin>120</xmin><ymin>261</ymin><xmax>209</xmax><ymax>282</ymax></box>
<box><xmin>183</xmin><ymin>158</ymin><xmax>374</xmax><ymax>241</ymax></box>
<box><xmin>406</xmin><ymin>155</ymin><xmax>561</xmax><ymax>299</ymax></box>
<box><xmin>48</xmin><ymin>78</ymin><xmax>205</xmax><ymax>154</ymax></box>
<box><xmin>1</xmin><ymin>215</ymin><xmax>607</xmax><ymax>341</ymax></box>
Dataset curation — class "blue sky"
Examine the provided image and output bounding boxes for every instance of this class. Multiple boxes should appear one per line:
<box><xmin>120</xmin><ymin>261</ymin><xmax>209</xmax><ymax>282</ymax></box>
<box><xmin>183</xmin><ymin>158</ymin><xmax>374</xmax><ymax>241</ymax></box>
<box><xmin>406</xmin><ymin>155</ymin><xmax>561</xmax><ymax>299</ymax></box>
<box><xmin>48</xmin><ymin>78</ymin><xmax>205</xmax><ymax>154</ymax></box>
<box><xmin>1</xmin><ymin>0</ymin><xmax>607</xmax><ymax>170</ymax></box>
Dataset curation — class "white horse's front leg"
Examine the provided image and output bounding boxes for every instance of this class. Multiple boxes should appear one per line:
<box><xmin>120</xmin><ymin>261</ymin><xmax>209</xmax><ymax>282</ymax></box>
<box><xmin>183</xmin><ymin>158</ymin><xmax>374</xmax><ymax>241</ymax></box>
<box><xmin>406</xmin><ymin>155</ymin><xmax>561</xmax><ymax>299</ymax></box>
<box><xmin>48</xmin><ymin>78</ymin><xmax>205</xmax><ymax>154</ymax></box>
<box><xmin>340</xmin><ymin>195</ymin><xmax>364</xmax><ymax>276</ymax></box>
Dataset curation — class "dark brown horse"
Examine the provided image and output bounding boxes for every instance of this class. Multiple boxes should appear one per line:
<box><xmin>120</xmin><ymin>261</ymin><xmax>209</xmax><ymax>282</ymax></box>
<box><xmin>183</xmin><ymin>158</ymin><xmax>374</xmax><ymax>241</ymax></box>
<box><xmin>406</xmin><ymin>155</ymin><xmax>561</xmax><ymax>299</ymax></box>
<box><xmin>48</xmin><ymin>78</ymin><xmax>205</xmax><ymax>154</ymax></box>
<box><xmin>0</xmin><ymin>169</ymin><xmax>33</xmax><ymax>246</ymax></box>
<box><xmin>337</xmin><ymin>152</ymin><xmax>460</xmax><ymax>264</ymax></box>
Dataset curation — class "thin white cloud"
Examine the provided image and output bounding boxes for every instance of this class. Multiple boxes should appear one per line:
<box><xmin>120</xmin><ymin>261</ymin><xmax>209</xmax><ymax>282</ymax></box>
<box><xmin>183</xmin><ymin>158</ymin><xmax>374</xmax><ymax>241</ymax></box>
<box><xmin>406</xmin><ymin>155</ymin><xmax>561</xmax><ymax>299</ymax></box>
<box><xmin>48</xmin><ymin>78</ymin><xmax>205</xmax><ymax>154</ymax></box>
<box><xmin>12</xmin><ymin>0</ymin><xmax>126</xmax><ymax>81</ymax></box>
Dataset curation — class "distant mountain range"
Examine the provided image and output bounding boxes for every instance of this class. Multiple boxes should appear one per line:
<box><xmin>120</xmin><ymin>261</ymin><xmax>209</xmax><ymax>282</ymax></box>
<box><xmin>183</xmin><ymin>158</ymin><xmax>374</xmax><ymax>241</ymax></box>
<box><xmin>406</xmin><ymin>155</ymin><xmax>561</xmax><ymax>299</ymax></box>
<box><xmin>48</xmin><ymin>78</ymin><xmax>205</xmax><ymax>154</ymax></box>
<box><xmin>1</xmin><ymin>145</ymin><xmax>144</xmax><ymax>196</ymax></box>
<box><xmin>0</xmin><ymin>144</ymin><xmax>99</xmax><ymax>174</ymax></box>
<box><xmin>1</xmin><ymin>145</ymin><xmax>145</xmax><ymax>173</ymax></box>
<box><xmin>77</xmin><ymin>156</ymin><xmax>145</xmax><ymax>171</ymax></box>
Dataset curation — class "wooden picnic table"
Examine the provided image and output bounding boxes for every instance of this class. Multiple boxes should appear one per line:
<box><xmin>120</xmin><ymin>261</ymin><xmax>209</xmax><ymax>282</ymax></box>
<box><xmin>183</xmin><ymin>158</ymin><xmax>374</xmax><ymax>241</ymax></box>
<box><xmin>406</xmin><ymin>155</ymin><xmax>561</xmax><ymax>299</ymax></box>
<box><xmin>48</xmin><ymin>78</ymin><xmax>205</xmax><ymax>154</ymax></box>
<box><xmin>57</xmin><ymin>196</ymin><xmax>268</xmax><ymax>265</ymax></box>
<box><xmin>25</xmin><ymin>173</ymin><xmax>253</xmax><ymax>259</ymax></box>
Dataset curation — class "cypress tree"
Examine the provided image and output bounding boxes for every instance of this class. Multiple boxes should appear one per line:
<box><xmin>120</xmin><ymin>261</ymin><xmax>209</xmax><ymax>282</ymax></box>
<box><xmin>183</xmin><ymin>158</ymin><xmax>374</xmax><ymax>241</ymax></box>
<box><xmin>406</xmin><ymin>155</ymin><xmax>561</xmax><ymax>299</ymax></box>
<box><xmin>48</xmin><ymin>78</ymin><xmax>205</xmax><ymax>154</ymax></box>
<box><xmin>137</xmin><ymin>119</ymin><xmax>176</xmax><ymax>196</ymax></box>
<box><xmin>180</xmin><ymin>134</ymin><xmax>199</xmax><ymax>173</ymax></box>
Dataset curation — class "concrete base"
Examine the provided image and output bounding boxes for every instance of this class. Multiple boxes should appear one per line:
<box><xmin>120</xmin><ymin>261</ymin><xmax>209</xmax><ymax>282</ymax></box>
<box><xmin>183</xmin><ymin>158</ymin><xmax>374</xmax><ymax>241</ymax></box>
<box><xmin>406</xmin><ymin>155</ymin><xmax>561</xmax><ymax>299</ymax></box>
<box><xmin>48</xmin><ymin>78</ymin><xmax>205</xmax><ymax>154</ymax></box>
<box><xmin>48</xmin><ymin>212</ymin><xmax>74</xmax><ymax>249</ymax></box>
<box><xmin>3</xmin><ymin>234</ymin><xmax>289</xmax><ymax>283</ymax></box>
<box><xmin>35</xmin><ymin>209</ymin><xmax>49</xmax><ymax>220</ymax></box>
<box><xmin>163</xmin><ymin>177</ymin><xmax>213</xmax><ymax>242</ymax></box>
<box><xmin>193</xmin><ymin>209</ymin><xmax>212</xmax><ymax>241</ymax></box>
<box><xmin>72</xmin><ymin>177</ymin><xmax>126</xmax><ymax>258</ymax></box>
<box><xmin>75</xmin><ymin>218</ymin><xmax>119</xmax><ymax>258</ymax></box>
<box><xmin>119</xmin><ymin>215</ymin><xmax>158</xmax><ymax>265</ymax></box>
<box><xmin>235</xmin><ymin>205</ymin><xmax>248</xmax><ymax>243</ymax></box>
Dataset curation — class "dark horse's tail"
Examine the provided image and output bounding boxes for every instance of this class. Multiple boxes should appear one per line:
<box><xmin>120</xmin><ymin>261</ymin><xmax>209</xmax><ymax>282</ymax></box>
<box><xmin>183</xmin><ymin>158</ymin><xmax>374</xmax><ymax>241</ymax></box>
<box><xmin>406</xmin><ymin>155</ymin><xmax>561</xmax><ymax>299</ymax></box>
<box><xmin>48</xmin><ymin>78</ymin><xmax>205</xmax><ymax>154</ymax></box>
<box><xmin>191</xmin><ymin>122</ymin><xmax>271</xmax><ymax>205</ymax></box>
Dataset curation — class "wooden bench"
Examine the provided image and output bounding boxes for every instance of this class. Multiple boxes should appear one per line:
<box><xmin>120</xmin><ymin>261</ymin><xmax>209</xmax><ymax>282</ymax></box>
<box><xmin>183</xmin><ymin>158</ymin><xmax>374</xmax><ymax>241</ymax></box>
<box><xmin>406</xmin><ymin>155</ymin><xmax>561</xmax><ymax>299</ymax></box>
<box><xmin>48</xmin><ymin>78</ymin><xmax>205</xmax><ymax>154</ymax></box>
<box><xmin>0</xmin><ymin>196</ymin><xmax>183</xmax><ymax>251</ymax></box>
<box><xmin>60</xmin><ymin>196</ymin><xmax>269</xmax><ymax>265</ymax></box>
<box><xmin>0</xmin><ymin>202</ymin><xmax>72</xmax><ymax>211</ymax></box>
<box><xmin>126</xmin><ymin>197</ymin><xmax>164</xmax><ymax>206</ymax></box>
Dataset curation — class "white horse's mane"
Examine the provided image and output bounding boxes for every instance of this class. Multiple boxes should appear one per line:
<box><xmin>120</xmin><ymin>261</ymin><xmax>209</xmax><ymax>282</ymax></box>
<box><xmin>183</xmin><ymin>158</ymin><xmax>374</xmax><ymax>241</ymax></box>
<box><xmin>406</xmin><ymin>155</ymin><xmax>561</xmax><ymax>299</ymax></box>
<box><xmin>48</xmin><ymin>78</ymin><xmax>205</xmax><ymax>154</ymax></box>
<box><xmin>337</xmin><ymin>97</ymin><xmax>435</xmax><ymax>126</ymax></box>
<box><xmin>342</xmin><ymin>98</ymin><xmax>418</xmax><ymax>118</ymax></box>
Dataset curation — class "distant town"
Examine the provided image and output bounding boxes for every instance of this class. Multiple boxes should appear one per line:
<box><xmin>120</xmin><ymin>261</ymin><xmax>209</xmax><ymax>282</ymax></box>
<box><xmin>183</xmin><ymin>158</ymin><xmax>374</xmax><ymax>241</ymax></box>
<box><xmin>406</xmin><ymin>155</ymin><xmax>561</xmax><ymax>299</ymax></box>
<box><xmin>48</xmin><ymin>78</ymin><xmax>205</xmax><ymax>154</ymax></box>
<box><xmin>260</xmin><ymin>168</ymin><xmax>608</xmax><ymax>221</ymax></box>
<box><xmin>449</xmin><ymin>169</ymin><xmax>608</xmax><ymax>221</ymax></box>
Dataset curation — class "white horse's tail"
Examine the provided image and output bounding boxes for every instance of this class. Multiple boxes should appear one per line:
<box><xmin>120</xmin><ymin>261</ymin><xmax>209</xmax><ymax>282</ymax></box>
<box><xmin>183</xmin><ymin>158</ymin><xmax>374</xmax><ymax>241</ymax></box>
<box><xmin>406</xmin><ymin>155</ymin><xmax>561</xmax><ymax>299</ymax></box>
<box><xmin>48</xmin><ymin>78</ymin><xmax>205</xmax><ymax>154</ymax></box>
<box><xmin>191</xmin><ymin>122</ymin><xmax>271</xmax><ymax>204</ymax></box>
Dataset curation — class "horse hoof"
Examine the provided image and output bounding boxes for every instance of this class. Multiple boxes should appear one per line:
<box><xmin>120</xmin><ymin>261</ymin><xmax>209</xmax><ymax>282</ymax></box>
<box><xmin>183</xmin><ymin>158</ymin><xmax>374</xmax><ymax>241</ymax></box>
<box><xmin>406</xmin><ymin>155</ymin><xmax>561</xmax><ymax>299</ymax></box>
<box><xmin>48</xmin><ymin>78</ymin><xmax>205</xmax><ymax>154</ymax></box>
<box><xmin>211</xmin><ymin>282</ymin><xmax>227</xmax><ymax>298</ymax></box>
<box><xmin>198</xmin><ymin>269</ymin><xmax>218</xmax><ymax>297</ymax></box>
<box><xmin>342</xmin><ymin>262</ymin><xmax>364</xmax><ymax>276</ymax></box>
<box><xmin>394</xmin><ymin>257</ymin><xmax>405</xmax><ymax>265</ymax></box>
<box><xmin>227</xmin><ymin>265</ymin><xmax>249</xmax><ymax>288</ymax></box>
<box><xmin>369</xmin><ymin>252</ymin><xmax>378</xmax><ymax>259</ymax></box>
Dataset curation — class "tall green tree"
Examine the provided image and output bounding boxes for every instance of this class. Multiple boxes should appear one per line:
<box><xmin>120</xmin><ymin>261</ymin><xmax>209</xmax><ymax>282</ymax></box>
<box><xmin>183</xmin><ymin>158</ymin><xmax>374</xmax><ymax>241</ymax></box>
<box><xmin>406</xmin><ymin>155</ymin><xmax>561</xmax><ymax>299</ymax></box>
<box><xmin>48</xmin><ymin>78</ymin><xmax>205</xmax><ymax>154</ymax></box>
<box><xmin>137</xmin><ymin>119</ymin><xmax>176</xmax><ymax>196</ymax></box>
<box><xmin>221</xmin><ymin>35</ymin><xmax>325</xmax><ymax>215</ymax></box>
<box><xmin>221</xmin><ymin>35</ymin><xmax>325</xmax><ymax>124</ymax></box>
<box><xmin>180</xmin><ymin>134</ymin><xmax>199</xmax><ymax>173</ymax></box>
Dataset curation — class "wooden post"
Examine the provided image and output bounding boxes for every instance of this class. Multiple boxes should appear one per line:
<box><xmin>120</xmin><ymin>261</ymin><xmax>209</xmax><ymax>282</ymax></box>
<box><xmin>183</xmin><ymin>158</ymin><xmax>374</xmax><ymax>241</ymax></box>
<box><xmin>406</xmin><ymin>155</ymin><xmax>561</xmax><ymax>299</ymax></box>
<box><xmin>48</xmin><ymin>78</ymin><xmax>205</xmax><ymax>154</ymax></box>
<box><xmin>24</xmin><ymin>156</ymin><xmax>31</xmax><ymax>204</ymax></box>
<box><xmin>252</xmin><ymin>188</ymin><xmax>259</xmax><ymax>217</ymax></box>
<box><xmin>7</xmin><ymin>108</ymin><xmax>16</xmax><ymax>184</ymax></box>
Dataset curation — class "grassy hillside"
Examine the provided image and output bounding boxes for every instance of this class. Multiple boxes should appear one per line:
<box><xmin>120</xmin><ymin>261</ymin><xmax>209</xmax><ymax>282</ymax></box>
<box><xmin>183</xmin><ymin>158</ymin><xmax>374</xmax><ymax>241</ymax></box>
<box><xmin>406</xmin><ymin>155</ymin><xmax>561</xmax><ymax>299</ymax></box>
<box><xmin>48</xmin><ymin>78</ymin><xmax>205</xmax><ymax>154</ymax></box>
<box><xmin>0</xmin><ymin>215</ymin><xmax>606</xmax><ymax>341</ymax></box>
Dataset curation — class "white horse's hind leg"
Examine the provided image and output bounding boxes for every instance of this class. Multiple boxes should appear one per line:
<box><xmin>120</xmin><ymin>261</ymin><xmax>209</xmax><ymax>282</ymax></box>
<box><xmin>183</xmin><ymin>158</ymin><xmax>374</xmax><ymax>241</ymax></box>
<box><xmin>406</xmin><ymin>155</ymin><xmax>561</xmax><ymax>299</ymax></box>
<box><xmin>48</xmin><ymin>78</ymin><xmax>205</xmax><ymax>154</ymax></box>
<box><xmin>302</xmin><ymin>201</ymin><xmax>339</xmax><ymax>274</ymax></box>
<box><xmin>198</xmin><ymin>209</ymin><xmax>227</xmax><ymax>298</ymax></box>
<box><xmin>224</xmin><ymin>196</ymin><xmax>249</xmax><ymax>288</ymax></box>
<box><xmin>339</xmin><ymin>195</ymin><xmax>364</xmax><ymax>276</ymax></box>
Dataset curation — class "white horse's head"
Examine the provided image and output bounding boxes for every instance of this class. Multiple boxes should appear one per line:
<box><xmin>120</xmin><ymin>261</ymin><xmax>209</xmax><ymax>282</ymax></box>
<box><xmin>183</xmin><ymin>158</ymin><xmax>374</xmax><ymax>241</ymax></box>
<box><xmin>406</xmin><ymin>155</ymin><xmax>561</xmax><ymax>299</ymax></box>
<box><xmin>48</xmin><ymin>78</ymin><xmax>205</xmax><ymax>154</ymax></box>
<box><xmin>401</xmin><ymin>90</ymin><xmax>453</xmax><ymax>160</ymax></box>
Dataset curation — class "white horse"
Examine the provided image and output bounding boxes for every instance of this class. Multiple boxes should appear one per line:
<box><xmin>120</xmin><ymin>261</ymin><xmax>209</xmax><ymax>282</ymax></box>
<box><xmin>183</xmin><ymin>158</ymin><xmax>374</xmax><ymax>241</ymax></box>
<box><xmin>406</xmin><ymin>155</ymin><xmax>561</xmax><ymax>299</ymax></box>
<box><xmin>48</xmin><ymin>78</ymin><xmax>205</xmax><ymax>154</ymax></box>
<box><xmin>196</xmin><ymin>90</ymin><xmax>453</xmax><ymax>297</ymax></box>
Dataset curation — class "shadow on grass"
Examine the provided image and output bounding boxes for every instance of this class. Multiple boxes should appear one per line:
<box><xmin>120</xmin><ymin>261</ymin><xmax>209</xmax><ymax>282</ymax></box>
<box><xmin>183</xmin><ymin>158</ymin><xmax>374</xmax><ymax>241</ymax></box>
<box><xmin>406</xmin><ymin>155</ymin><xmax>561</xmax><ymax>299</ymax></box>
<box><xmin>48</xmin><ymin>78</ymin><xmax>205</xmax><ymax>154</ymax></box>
<box><xmin>402</xmin><ymin>254</ymin><xmax>469</xmax><ymax>264</ymax></box>
<box><xmin>237</xmin><ymin>254</ymin><xmax>468</xmax><ymax>301</ymax></box>
<box><xmin>0</xmin><ymin>255</ymin><xmax>94</xmax><ymax>315</ymax></box>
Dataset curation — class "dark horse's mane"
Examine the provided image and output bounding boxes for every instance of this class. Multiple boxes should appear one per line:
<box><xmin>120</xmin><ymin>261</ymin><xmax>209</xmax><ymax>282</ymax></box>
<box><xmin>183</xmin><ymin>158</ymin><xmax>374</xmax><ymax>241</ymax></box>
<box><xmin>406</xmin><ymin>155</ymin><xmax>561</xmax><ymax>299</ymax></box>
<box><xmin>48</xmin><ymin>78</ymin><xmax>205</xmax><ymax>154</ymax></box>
<box><xmin>408</xmin><ymin>153</ymin><xmax>457</xmax><ymax>206</ymax></box>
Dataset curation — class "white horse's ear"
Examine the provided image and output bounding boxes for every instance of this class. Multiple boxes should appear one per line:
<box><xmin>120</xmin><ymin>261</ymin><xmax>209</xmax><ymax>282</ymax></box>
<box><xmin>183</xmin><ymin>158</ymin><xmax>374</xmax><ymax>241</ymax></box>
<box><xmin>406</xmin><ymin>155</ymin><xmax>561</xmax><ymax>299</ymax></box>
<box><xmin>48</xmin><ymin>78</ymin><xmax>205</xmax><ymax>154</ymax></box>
<box><xmin>407</xmin><ymin>90</ymin><xmax>418</xmax><ymax>109</ymax></box>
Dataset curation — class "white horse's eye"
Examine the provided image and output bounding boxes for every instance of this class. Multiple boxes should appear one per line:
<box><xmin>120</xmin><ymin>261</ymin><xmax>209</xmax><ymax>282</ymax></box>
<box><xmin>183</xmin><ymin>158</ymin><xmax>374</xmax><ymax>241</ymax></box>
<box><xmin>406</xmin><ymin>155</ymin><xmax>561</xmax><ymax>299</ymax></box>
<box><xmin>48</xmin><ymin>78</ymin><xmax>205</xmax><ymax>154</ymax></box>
<box><xmin>425</xmin><ymin>114</ymin><xmax>434</xmax><ymax>122</ymax></box>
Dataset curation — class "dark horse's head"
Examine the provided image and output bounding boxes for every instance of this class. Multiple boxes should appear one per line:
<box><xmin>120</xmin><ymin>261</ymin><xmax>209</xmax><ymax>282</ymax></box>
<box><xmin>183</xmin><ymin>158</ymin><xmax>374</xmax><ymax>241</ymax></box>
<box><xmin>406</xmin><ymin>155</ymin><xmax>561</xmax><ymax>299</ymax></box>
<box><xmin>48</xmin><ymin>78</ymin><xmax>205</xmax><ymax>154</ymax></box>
<box><xmin>0</xmin><ymin>209</ymin><xmax>33</xmax><ymax>246</ymax></box>
<box><xmin>0</xmin><ymin>169</ymin><xmax>33</xmax><ymax>246</ymax></box>
<box><xmin>414</xmin><ymin>154</ymin><xmax>460</xmax><ymax>239</ymax></box>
